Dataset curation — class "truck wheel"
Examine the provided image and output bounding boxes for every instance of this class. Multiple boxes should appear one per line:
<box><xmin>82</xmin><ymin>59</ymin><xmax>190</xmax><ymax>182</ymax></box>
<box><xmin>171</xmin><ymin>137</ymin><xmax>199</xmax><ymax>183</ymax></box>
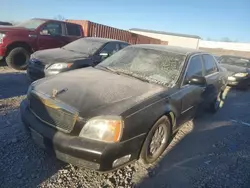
<box><xmin>140</xmin><ymin>116</ymin><xmax>171</xmax><ymax>164</ymax></box>
<box><xmin>6</xmin><ymin>47</ymin><xmax>30</xmax><ymax>70</ymax></box>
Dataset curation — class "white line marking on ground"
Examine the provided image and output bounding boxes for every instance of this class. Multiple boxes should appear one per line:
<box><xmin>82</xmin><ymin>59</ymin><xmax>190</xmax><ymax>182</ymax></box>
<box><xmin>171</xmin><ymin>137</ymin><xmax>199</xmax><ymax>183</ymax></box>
<box><xmin>230</xmin><ymin>119</ymin><xmax>250</xmax><ymax>127</ymax></box>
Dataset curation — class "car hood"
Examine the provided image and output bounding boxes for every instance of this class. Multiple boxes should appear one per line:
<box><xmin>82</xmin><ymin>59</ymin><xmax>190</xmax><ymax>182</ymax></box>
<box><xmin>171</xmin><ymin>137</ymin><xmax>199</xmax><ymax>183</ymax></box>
<box><xmin>32</xmin><ymin>67</ymin><xmax>166</xmax><ymax>118</ymax></box>
<box><xmin>32</xmin><ymin>48</ymin><xmax>90</xmax><ymax>65</ymax></box>
<box><xmin>221</xmin><ymin>64</ymin><xmax>249</xmax><ymax>76</ymax></box>
<box><xmin>0</xmin><ymin>26</ymin><xmax>31</xmax><ymax>32</ymax></box>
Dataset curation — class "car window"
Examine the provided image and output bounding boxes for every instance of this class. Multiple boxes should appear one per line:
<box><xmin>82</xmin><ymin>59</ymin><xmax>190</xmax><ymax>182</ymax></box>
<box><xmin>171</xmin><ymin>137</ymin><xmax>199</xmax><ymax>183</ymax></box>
<box><xmin>66</xmin><ymin>23</ymin><xmax>81</xmax><ymax>36</ymax></box>
<box><xmin>41</xmin><ymin>22</ymin><xmax>62</xmax><ymax>36</ymax></box>
<box><xmin>202</xmin><ymin>54</ymin><xmax>218</xmax><ymax>75</ymax></box>
<box><xmin>119</xmin><ymin>43</ymin><xmax>129</xmax><ymax>49</ymax></box>
<box><xmin>101</xmin><ymin>42</ymin><xmax>120</xmax><ymax>55</ymax></box>
<box><xmin>184</xmin><ymin>55</ymin><xmax>203</xmax><ymax>83</ymax></box>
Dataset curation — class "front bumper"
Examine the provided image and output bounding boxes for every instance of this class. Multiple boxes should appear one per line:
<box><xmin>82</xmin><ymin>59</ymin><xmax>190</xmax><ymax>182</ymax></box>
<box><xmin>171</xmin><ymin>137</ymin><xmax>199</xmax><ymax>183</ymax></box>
<box><xmin>20</xmin><ymin>100</ymin><xmax>145</xmax><ymax>171</ymax></box>
<box><xmin>227</xmin><ymin>77</ymin><xmax>250</xmax><ymax>88</ymax></box>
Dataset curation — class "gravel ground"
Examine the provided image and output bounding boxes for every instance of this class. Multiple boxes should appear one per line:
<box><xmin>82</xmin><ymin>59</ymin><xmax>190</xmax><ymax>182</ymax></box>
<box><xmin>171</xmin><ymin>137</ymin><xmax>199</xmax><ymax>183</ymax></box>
<box><xmin>1</xmin><ymin>66</ymin><xmax>250</xmax><ymax>188</ymax></box>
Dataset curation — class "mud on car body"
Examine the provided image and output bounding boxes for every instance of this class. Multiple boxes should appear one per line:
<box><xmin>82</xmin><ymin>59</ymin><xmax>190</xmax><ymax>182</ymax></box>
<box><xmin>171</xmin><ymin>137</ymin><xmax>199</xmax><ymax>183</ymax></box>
<box><xmin>218</xmin><ymin>55</ymin><xmax>250</xmax><ymax>90</ymax></box>
<box><xmin>20</xmin><ymin>45</ymin><xmax>227</xmax><ymax>171</ymax></box>
<box><xmin>27</xmin><ymin>37</ymin><xmax>129</xmax><ymax>82</ymax></box>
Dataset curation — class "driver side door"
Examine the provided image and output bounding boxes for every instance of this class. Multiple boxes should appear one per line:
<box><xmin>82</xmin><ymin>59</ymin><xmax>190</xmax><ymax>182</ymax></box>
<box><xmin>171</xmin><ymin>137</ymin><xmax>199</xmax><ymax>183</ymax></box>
<box><xmin>177</xmin><ymin>55</ymin><xmax>206</xmax><ymax>125</ymax></box>
<box><xmin>37</xmin><ymin>21</ymin><xmax>66</xmax><ymax>50</ymax></box>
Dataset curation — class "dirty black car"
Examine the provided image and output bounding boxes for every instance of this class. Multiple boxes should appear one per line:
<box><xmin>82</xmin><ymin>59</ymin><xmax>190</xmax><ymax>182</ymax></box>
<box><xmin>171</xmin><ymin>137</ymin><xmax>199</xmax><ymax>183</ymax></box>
<box><xmin>218</xmin><ymin>55</ymin><xmax>250</xmax><ymax>89</ymax></box>
<box><xmin>21</xmin><ymin>45</ymin><xmax>227</xmax><ymax>171</ymax></box>
<box><xmin>27</xmin><ymin>37</ymin><xmax>129</xmax><ymax>81</ymax></box>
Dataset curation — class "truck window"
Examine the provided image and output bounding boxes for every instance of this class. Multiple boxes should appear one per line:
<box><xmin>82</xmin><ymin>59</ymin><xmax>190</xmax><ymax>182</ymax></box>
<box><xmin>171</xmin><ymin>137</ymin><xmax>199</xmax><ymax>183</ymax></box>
<box><xmin>66</xmin><ymin>23</ymin><xmax>81</xmax><ymax>37</ymax></box>
<box><xmin>41</xmin><ymin>22</ymin><xmax>62</xmax><ymax>36</ymax></box>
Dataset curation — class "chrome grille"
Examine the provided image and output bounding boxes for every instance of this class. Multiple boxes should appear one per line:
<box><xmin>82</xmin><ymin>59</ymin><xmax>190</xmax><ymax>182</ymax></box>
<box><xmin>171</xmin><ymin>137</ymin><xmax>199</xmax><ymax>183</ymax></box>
<box><xmin>29</xmin><ymin>92</ymin><xmax>78</xmax><ymax>133</ymax></box>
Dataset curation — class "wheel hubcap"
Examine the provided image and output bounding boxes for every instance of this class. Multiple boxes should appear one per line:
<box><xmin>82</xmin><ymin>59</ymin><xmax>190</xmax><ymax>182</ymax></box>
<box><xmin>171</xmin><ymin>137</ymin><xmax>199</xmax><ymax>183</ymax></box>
<box><xmin>149</xmin><ymin>124</ymin><xmax>166</xmax><ymax>155</ymax></box>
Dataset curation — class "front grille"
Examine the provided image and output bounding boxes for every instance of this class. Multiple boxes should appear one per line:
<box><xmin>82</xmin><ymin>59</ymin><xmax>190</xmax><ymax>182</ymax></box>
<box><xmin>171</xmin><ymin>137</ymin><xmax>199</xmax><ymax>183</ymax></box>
<box><xmin>29</xmin><ymin>92</ymin><xmax>78</xmax><ymax>133</ymax></box>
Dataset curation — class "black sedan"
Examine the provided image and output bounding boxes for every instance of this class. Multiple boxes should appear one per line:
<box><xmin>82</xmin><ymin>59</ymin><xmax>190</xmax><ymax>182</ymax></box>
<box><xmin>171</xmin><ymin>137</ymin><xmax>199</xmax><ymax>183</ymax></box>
<box><xmin>218</xmin><ymin>55</ymin><xmax>250</xmax><ymax>89</ymax></box>
<box><xmin>20</xmin><ymin>45</ymin><xmax>227</xmax><ymax>171</ymax></box>
<box><xmin>27</xmin><ymin>37</ymin><xmax>129</xmax><ymax>81</ymax></box>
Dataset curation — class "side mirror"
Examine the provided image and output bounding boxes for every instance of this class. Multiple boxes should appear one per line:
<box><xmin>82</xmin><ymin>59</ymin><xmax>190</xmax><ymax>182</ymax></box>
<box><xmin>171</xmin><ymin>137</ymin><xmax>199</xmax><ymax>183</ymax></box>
<box><xmin>99</xmin><ymin>52</ymin><xmax>109</xmax><ymax>59</ymax></box>
<box><xmin>188</xmin><ymin>75</ymin><xmax>207</xmax><ymax>86</ymax></box>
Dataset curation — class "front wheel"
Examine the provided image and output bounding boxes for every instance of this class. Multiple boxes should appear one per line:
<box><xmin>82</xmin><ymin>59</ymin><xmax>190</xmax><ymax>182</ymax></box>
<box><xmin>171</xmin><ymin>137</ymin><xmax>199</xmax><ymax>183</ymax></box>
<box><xmin>5</xmin><ymin>47</ymin><xmax>30</xmax><ymax>70</ymax></box>
<box><xmin>140</xmin><ymin>116</ymin><xmax>171</xmax><ymax>164</ymax></box>
<box><xmin>209</xmin><ymin>91</ymin><xmax>223</xmax><ymax>113</ymax></box>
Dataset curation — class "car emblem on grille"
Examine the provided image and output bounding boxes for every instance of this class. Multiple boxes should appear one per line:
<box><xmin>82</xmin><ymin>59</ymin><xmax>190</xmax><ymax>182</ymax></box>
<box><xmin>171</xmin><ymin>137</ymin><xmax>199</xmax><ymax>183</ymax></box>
<box><xmin>52</xmin><ymin>88</ymin><xmax>68</xmax><ymax>98</ymax></box>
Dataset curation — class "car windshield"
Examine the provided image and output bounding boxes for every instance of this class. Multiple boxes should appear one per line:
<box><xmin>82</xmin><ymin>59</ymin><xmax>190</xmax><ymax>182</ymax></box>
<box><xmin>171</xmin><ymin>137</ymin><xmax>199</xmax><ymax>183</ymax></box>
<box><xmin>220</xmin><ymin>56</ymin><xmax>250</xmax><ymax>68</ymax></box>
<box><xmin>96</xmin><ymin>46</ymin><xmax>186</xmax><ymax>86</ymax></box>
<box><xmin>62</xmin><ymin>38</ymin><xmax>105</xmax><ymax>55</ymax></box>
<box><xmin>16</xmin><ymin>19</ymin><xmax>46</xmax><ymax>30</ymax></box>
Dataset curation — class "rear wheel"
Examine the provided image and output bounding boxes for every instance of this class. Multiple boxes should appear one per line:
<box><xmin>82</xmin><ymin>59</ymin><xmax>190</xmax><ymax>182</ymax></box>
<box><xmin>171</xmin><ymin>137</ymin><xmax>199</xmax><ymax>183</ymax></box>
<box><xmin>6</xmin><ymin>47</ymin><xmax>30</xmax><ymax>70</ymax></box>
<box><xmin>140</xmin><ymin>116</ymin><xmax>171</xmax><ymax>164</ymax></box>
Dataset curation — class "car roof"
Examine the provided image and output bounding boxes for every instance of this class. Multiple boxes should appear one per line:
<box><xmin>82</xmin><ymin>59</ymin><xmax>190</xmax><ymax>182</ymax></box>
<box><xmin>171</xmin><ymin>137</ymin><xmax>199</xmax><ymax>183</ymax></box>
<box><xmin>130</xmin><ymin>44</ymin><xmax>203</xmax><ymax>55</ymax></box>
<box><xmin>83</xmin><ymin>37</ymin><xmax>128</xmax><ymax>43</ymax></box>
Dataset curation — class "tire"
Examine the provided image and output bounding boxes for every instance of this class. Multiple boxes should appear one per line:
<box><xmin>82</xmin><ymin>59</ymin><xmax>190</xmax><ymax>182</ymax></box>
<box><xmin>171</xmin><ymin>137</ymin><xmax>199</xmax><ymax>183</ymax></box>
<box><xmin>140</xmin><ymin>116</ymin><xmax>171</xmax><ymax>164</ymax></box>
<box><xmin>209</xmin><ymin>91</ymin><xmax>222</xmax><ymax>113</ymax></box>
<box><xmin>5</xmin><ymin>47</ymin><xmax>30</xmax><ymax>70</ymax></box>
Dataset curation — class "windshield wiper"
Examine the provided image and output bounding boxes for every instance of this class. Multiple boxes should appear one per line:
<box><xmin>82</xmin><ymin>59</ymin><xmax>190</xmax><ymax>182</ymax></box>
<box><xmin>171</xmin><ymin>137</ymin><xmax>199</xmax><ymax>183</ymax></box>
<box><xmin>114</xmin><ymin>70</ymin><xmax>150</xmax><ymax>83</ymax></box>
<box><xmin>96</xmin><ymin>65</ymin><xmax>121</xmax><ymax>74</ymax></box>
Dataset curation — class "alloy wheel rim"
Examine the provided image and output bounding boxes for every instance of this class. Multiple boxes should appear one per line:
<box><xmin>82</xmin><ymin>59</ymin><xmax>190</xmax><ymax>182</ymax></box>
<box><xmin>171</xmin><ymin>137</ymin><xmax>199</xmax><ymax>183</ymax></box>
<box><xmin>149</xmin><ymin>124</ymin><xmax>167</xmax><ymax>155</ymax></box>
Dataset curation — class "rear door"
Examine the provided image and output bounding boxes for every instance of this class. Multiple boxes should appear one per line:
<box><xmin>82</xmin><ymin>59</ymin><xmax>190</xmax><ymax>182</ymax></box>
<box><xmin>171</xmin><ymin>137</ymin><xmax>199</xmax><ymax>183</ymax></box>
<box><xmin>202</xmin><ymin>54</ymin><xmax>221</xmax><ymax>104</ymax></box>
<box><xmin>37</xmin><ymin>21</ymin><xmax>67</xmax><ymax>50</ymax></box>
<box><xmin>177</xmin><ymin>54</ymin><xmax>205</xmax><ymax>125</ymax></box>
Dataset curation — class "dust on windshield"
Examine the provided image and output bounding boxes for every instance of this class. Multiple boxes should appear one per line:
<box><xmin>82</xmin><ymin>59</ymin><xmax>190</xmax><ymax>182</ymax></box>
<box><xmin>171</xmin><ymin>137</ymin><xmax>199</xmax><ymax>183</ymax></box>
<box><xmin>16</xmin><ymin>19</ymin><xmax>46</xmax><ymax>30</ymax></box>
<box><xmin>62</xmin><ymin>38</ymin><xmax>105</xmax><ymax>55</ymax></box>
<box><xmin>220</xmin><ymin>56</ymin><xmax>250</xmax><ymax>68</ymax></box>
<box><xmin>96</xmin><ymin>46</ymin><xmax>186</xmax><ymax>86</ymax></box>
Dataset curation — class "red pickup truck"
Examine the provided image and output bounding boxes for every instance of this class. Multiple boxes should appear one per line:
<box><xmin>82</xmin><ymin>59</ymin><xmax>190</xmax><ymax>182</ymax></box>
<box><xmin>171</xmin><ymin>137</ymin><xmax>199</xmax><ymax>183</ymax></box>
<box><xmin>0</xmin><ymin>18</ymin><xmax>83</xmax><ymax>70</ymax></box>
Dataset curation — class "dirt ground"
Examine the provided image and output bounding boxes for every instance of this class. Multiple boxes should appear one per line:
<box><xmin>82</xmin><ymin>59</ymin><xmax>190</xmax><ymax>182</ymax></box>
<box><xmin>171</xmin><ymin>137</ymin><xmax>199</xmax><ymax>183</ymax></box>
<box><xmin>1</xmin><ymin>66</ymin><xmax>250</xmax><ymax>188</ymax></box>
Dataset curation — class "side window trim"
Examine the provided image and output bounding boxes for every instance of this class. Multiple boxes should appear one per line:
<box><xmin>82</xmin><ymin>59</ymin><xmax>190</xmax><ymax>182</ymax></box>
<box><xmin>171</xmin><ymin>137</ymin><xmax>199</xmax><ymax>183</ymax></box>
<box><xmin>180</xmin><ymin>54</ymin><xmax>204</xmax><ymax>87</ymax></box>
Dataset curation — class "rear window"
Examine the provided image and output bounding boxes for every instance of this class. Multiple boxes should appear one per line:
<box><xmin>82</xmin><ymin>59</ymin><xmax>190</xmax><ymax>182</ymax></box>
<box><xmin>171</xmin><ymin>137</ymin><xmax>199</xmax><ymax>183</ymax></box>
<box><xmin>220</xmin><ymin>56</ymin><xmax>250</xmax><ymax>68</ymax></box>
<box><xmin>66</xmin><ymin>23</ymin><xmax>82</xmax><ymax>36</ymax></box>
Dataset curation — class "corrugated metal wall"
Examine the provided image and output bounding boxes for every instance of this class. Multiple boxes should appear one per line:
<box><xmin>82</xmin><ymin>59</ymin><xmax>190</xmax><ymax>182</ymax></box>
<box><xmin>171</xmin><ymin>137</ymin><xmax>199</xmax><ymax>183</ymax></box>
<box><xmin>66</xmin><ymin>20</ymin><xmax>161</xmax><ymax>45</ymax></box>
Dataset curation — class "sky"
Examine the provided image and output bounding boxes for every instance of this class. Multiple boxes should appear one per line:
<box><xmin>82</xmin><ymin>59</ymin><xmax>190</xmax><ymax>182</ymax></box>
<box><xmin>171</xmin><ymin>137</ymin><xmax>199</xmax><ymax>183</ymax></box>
<box><xmin>1</xmin><ymin>0</ymin><xmax>250</xmax><ymax>42</ymax></box>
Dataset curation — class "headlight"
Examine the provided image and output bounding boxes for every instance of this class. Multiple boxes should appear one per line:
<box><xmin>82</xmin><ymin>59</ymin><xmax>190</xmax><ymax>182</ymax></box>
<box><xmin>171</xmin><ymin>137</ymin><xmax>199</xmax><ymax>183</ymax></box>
<box><xmin>0</xmin><ymin>32</ymin><xmax>6</xmax><ymax>44</ymax></box>
<box><xmin>47</xmin><ymin>63</ymin><xmax>72</xmax><ymax>70</ymax></box>
<box><xmin>234</xmin><ymin>72</ymin><xmax>248</xmax><ymax>77</ymax></box>
<box><xmin>228</xmin><ymin>76</ymin><xmax>236</xmax><ymax>81</ymax></box>
<box><xmin>79</xmin><ymin>116</ymin><xmax>124</xmax><ymax>143</ymax></box>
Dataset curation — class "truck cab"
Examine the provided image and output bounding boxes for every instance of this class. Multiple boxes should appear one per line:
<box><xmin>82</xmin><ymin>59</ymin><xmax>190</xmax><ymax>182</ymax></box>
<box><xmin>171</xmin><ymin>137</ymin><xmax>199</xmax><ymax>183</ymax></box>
<box><xmin>0</xmin><ymin>18</ymin><xmax>83</xmax><ymax>70</ymax></box>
